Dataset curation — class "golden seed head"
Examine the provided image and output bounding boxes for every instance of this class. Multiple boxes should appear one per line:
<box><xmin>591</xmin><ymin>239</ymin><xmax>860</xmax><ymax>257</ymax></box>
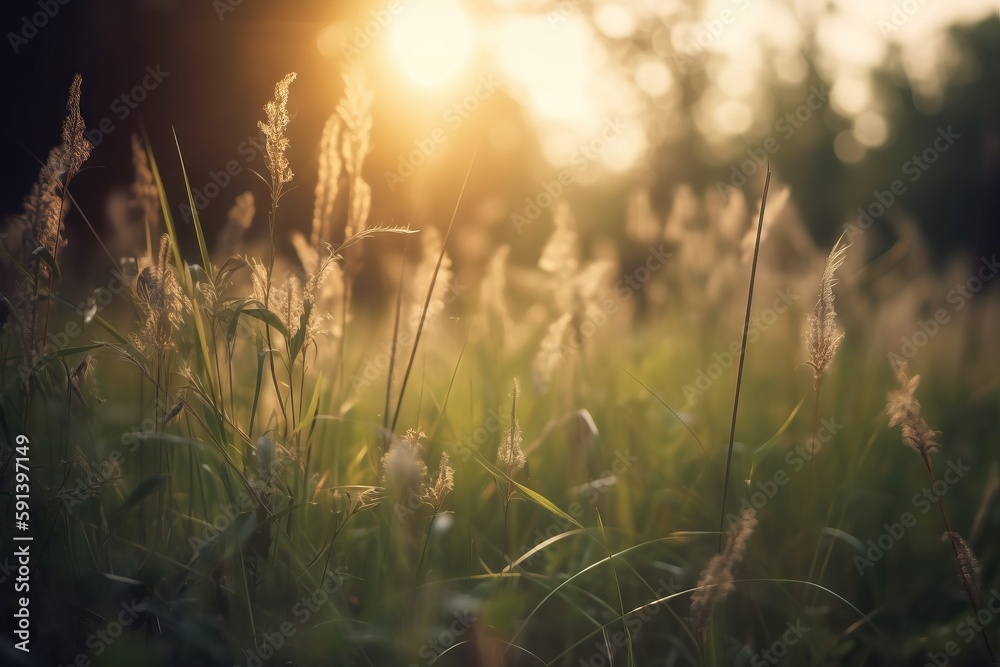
<box><xmin>806</xmin><ymin>234</ymin><xmax>849</xmax><ymax>380</ymax></box>
<box><xmin>886</xmin><ymin>359</ymin><xmax>940</xmax><ymax>457</ymax></box>
<box><xmin>258</xmin><ymin>72</ymin><xmax>297</xmax><ymax>188</ymax></box>
<box><xmin>498</xmin><ymin>381</ymin><xmax>526</xmax><ymax>476</ymax></box>
<box><xmin>690</xmin><ymin>509</ymin><xmax>758</xmax><ymax>636</ymax></box>
<box><xmin>427</xmin><ymin>453</ymin><xmax>455</xmax><ymax>508</ymax></box>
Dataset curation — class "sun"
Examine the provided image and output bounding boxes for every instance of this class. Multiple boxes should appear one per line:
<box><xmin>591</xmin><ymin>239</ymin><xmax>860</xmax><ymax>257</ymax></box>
<box><xmin>388</xmin><ymin>0</ymin><xmax>477</xmax><ymax>88</ymax></box>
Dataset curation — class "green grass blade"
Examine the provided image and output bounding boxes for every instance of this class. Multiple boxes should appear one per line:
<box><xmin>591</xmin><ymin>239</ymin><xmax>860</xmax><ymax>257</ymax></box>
<box><xmin>172</xmin><ymin>127</ymin><xmax>214</xmax><ymax>278</ymax></box>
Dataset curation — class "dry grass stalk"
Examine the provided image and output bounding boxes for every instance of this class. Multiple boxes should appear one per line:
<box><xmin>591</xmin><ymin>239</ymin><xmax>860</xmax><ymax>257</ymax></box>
<box><xmin>338</xmin><ymin>67</ymin><xmax>373</xmax><ymax>241</ymax></box>
<box><xmin>886</xmin><ymin>359</ymin><xmax>940</xmax><ymax>458</ymax></box>
<box><xmin>273</xmin><ymin>272</ymin><xmax>305</xmax><ymax>339</ymax></box>
<box><xmin>247</xmin><ymin>255</ymin><xmax>337</xmax><ymax>350</ymax></box>
<box><xmin>130</xmin><ymin>235</ymin><xmax>190</xmax><ymax>356</ymax></box>
<box><xmin>13</xmin><ymin>74</ymin><xmax>92</xmax><ymax>361</ymax></box>
<box><xmin>498</xmin><ymin>380</ymin><xmax>525</xmax><ymax>566</ymax></box>
<box><xmin>943</xmin><ymin>531</ymin><xmax>982</xmax><ymax>600</ymax></box>
<box><xmin>803</xmin><ymin>234</ymin><xmax>849</xmax><ymax>493</ymax></box>
<box><xmin>887</xmin><ymin>361</ymin><xmax>994</xmax><ymax>662</ymax></box>
<box><xmin>130</xmin><ymin>134</ymin><xmax>160</xmax><ymax>246</ymax></box>
<box><xmin>717</xmin><ymin>172</ymin><xmax>771</xmax><ymax>548</ymax></box>
<box><xmin>258</xmin><ymin>72</ymin><xmax>296</xmax><ymax>191</ymax></box>
<box><xmin>427</xmin><ymin>453</ymin><xmax>455</xmax><ymax>509</ymax></box>
<box><xmin>691</xmin><ymin>509</ymin><xmax>757</xmax><ymax>636</ymax></box>
<box><xmin>310</xmin><ymin>68</ymin><xmax>374</xmax><ymax>249</ymax></box>
<box><xmin>740</xmin><ymin>185</ymin><xmax>790</xmax><ymax>263</ymax></box>
<box><xmin>291</xmin><ymin>234</ymin><xmax>346</xmax><ymax>339</ymax></box>
<box><xmin>255</xmin><ymin>72</ymin><xmax>298</xmax><ymax>438</ymax></box>
<box><xmin>806</xmin><ymin>234</ymin><xmax>849</xmax><ymax>380</ymax></box>
<box><xmin>312</xmin><ymin>113</ymin><xmax>343</xmax><ymax>248</ymax></box>
<box><xmin>498</xmin><ymin>380</ymin><xmax>526</xmax><ymax>477</ymax></box>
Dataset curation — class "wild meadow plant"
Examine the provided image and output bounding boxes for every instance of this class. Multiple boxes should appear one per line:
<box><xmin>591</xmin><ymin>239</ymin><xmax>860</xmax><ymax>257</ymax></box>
<box><xmin>1</xmin><ymin>71</ymin><xmax>999</xmax><ymax>667</ymax></box>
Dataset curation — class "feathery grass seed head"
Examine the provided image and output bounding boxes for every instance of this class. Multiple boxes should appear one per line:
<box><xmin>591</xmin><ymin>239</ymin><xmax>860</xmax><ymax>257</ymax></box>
<box><xmin>498</xmin><ymin>380</ymin><xmax>526</xmax><ymax>476</ymax></box>
<box><xmin>381</xmin><ymin>429</ymin><xmax>429</xmax><ymax>499</ymax></box>
<box><xmin>57</xmin><ymin>74</ymin><xmax>92</xmax><ymax>178</ymax></box>
<box><xmin>690</xmin><ymin>509</ymin><xmax>757</xmax><ymax>636</ymax></box>
<box><xmin>12</xmin><ymin>74</ymin><xmax>92</xmax><ymax>359</ymax></box>
<box><xmin>312</xmin><ymin>113</ymin><xmax>344</xmax><ymax>246</ymax></box>
<box><xmin>943</xmin><ymin>531</ymin><xmax>981</xmax><ymax>594</ymax></box>
<box><xmin>338</xmin><ymin>67</ymin><xmax>374</xmax><ymax>240</ymax></box>
<box><xmin>428</xmin><ymin>453</ymin><xmax>455</xmax><ymax>508</ymax></box>
<box><xmin>886</xmin><ymin>359</ymin><xmax>940</xmax><ymax>457</ymax></box>
<box><xmin>806</xmin><ymin>235</ymin><xmax>849</xmax><ymax>379</ymax></box>
<box><xmin>130</xmin><ymin>134</ymin><xmax>160</xmax><ymax>241</ymax></box>
<box><xmin>130</xmin><ymin>235</ymin><xmax>190</xmax><ymax>355</ymax></box>
<box><xmin>258</xmin><ymin>73</ymin><xmax>297</xmax><ymax>188</ymax></box>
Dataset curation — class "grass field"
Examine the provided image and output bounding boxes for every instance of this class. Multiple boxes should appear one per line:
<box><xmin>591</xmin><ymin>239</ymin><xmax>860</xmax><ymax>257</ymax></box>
<box><xmin>2</xmin><ymin>68</ymin><xmax>999</xmax><ymax>667</ymax></box>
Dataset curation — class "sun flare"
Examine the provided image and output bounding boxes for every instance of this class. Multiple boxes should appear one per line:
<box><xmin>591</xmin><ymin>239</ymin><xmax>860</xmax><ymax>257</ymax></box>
<box><xmin>388</xmin><ymin>0</ymin><xmax>477</xmax><ymax>88</ymax></box>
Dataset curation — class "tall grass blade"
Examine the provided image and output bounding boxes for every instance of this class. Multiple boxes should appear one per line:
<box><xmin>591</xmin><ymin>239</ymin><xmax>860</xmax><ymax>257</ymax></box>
<box><xmin>717</xmin><ymin>168</ymin><xmax>771</xmax><ymax>552</ymax></box>
<box><xmin>390</xmin><ymin>143</ymin><xmax>479</xmax><ymax>434</ymax></box>
<box><xmin>171</xmin><ymin>128</ymin><xmax>213</xmax><ymax>278</ymax></box>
